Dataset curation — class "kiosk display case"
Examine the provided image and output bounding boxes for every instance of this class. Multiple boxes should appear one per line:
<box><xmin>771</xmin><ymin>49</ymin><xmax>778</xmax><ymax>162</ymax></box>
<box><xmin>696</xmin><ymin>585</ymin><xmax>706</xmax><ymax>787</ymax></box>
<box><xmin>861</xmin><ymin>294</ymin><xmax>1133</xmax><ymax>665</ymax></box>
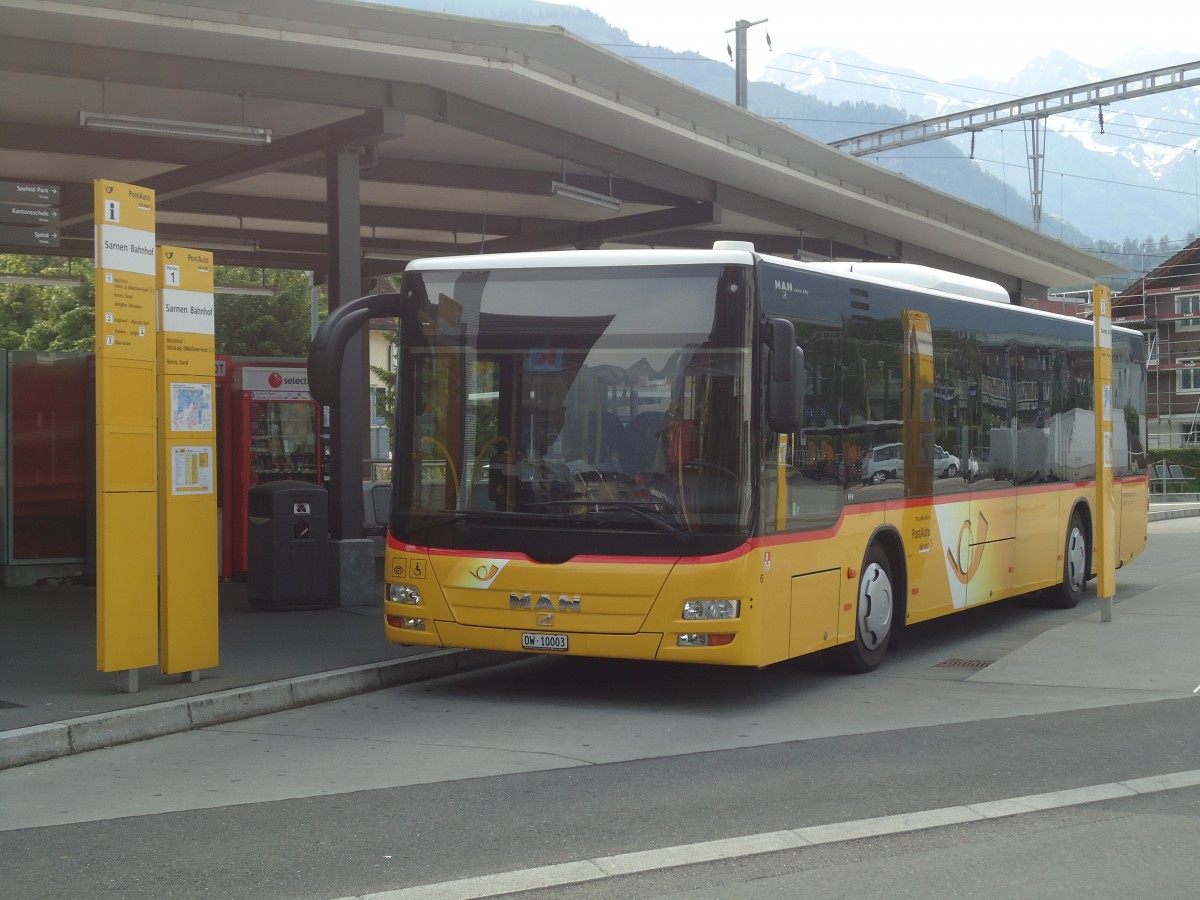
<box><xmin>227</xmin><ymin>361</ymin><xmax>322</xmax><ymax>577</ymax></box>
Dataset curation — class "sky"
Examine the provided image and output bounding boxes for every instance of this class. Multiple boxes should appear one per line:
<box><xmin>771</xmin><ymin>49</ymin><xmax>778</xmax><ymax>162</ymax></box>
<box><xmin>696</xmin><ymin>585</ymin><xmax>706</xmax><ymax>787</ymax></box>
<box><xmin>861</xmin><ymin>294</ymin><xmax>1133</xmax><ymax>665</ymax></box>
<box><xmin>572</xmin><ymin>0</ymin><xmax>1197</xmax><ymax>83</ymax></box>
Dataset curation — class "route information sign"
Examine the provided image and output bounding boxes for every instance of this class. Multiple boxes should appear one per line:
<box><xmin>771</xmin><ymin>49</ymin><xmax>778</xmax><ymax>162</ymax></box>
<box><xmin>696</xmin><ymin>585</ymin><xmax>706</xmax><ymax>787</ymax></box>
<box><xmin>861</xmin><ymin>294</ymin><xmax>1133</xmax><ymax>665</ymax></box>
<box><xmin>95</xmin><ymin>181</ymin><xmax>157</xmax><ymax>361</ymax></box>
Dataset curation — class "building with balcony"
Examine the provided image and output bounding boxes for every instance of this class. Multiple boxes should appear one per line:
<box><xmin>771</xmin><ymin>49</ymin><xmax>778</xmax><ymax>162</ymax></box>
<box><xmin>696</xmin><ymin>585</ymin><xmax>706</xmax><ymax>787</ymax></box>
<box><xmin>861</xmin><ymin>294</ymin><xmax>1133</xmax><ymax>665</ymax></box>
<box><xmin>1112</xmin><ymin>239</ymin><xmax>1200</xmax><ymax>449</ymax></box>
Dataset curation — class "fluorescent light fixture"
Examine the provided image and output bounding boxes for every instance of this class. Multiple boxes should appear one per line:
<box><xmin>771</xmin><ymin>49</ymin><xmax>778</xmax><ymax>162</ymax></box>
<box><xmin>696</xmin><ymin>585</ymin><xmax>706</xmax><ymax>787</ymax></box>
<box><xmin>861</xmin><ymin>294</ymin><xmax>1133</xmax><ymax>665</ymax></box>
<box><xmin>551</xmin><ymin>180</ymin><xmax>621</xmax><ymax>212</ymax></box>
<box><xmin>214</xmin><ymin>284</ymin><xmax>274</xmax><ymax>296</ymax></box>
<box><xmin>80</xmin><ymin>111</ymin><xmax>272</xmax><ymax>145</ymax></box>
<box><xmin>0</xmin><ymin>273</ymin><xmax>84</xmax><ymax>288</ymax></box>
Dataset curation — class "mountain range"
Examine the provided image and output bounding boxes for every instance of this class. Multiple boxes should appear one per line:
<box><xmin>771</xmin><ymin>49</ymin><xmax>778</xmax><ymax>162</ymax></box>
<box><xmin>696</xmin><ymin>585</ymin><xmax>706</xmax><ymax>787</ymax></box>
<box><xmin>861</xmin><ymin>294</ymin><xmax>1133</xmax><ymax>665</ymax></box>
<box><xmin>383</xmin><ymin>1</ymin><xmax>1200</xmax><ymax>279</ymax></box>
<box><xmin>764</xmin><ymin>48</ymin><xmax>1200</xmax><ymax>253</ymax></box>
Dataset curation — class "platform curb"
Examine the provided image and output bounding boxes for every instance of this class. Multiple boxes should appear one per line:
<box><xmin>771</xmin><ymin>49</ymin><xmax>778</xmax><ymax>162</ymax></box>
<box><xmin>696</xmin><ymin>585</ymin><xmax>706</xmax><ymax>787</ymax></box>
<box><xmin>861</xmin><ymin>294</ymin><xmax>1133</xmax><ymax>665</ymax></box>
<box><xmin>0</xmin><ymin>649</ymin><xmax>519</xmax><ymax>770</ymax></box>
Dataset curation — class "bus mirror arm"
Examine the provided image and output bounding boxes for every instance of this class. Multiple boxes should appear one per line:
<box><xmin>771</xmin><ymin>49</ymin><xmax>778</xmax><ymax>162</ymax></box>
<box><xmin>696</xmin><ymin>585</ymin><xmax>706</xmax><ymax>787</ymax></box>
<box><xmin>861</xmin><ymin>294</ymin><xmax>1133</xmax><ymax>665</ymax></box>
<box><xmin>765</xmin><ymin>317</ymin><xmax>805</xmax><ymax>433</ymax></box>
<box><xmin>307</xmin><ymin>292</ymin><xmax>409</xmax><ymax>406</ymax></box>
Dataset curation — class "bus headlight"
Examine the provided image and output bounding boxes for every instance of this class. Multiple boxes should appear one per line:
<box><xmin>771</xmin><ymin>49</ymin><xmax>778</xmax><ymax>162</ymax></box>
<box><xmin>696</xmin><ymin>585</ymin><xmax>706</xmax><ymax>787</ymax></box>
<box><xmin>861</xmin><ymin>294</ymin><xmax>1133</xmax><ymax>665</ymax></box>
<box><xmin>388</xmin><ymin>583</ymin><xmax>422</xmax><ymax>605</ymax></box>
<box><xmin>682</xmin><ymin>599</ymin><xmax>739</xmax><ymax>620</ymax></box>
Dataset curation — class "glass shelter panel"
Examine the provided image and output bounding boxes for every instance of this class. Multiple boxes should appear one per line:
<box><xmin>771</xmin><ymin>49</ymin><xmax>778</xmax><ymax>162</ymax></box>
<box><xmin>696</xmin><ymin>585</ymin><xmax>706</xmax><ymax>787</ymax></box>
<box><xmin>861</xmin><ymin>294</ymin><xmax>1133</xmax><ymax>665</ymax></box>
<box><xmin>6</xmin><ymin>352</ymin><xmax>88</xmax><ymax>562</ymax></box>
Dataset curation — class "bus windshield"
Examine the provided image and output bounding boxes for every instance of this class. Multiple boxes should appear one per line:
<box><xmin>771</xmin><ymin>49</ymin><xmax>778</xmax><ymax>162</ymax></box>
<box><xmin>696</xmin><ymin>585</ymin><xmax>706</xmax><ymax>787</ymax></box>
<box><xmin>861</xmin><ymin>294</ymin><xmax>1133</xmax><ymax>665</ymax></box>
<box><xmin>394</xmin><ymin>263</ymin><xmax>755</xmax><ymax>557</ymax></box>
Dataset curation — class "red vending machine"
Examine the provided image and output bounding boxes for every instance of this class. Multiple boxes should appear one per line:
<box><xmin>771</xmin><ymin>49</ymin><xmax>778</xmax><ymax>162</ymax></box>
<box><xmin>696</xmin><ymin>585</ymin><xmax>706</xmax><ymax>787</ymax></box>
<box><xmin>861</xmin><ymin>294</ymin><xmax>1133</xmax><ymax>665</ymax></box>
<box><xmin>227</xmin><ymin>359</ymin><xmax>322</xmax><ymax>577</ymax></box>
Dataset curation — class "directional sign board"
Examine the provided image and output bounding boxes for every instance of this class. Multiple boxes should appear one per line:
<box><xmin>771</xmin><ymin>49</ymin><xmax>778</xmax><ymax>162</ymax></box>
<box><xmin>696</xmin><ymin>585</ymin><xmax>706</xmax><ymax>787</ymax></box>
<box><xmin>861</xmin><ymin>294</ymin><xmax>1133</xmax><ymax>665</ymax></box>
<box><xmin>0</xmin><ymin>181</ymin><xmax>61</xmax><ymax>248</ymax></box>
<box><xmin>0</xmin><ymin>204</ymin><xmax>59</xmax><ymax>226</ymax></box>
<box><xmin>0</xmin><ymin>223</ymin><xmax>59</xmax><ymax>247</ymax></box>
<box><xmin>0</xmin><ymin>180</ymin><xmax>60</xmax><ymax>205</ymax></box>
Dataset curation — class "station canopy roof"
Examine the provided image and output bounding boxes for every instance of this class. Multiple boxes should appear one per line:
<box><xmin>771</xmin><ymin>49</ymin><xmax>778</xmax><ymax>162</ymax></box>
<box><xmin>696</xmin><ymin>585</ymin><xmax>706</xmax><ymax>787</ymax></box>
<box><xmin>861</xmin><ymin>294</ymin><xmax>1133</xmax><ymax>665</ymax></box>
<box><xmin>0</xmin><ymin>0</ymin><xmax>1122</xmax><ymax>292</ymax></box>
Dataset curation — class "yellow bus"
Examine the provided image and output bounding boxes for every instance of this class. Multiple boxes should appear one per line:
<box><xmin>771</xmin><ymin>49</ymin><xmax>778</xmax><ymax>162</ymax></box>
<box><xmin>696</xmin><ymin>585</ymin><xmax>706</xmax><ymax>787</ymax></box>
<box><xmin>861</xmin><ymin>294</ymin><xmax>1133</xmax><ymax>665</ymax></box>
<box><xmin>309</xmin><ymin>243</ymin><xmax>1148</xmax><ymax>672</ymax></box>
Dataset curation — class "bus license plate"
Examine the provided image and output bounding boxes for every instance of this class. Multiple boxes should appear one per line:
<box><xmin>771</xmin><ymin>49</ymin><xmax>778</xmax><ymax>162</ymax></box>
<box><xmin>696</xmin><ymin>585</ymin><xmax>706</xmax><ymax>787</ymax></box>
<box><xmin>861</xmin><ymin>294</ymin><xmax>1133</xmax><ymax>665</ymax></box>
<box><xmin>522</xmin><ymin>632</ymin><xmax>568</xmax><ymax>651</ymax></box>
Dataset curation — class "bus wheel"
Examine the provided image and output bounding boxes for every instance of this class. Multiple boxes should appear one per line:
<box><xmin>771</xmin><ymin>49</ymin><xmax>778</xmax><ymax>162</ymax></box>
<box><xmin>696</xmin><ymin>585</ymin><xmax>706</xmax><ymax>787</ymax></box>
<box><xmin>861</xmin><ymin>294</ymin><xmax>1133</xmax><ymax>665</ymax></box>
<box><xmin>836</xmin><ymin>544</ymin><xmax>894</xmax><ymax>673</ymax></box>
<box><xmin>1046</xmin><ymin>511</ymin><xmax>1088</xmax><ymax>609</ymax></box>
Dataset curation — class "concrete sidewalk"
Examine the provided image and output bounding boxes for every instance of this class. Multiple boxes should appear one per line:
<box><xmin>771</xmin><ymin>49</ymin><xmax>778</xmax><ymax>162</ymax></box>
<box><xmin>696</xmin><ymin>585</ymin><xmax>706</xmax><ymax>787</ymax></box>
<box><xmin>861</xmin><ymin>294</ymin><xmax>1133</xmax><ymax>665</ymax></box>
<box><xmin>2</xmin><ymin>503</ymin><xmax>1197</xmax><ymax>771</ymax></box>
<box><xmin>1149</xmin><ymin>495</ymin><xmax>1200</xmax><ymax>521</ymax></box>
<box><xmin>0</xmin><ymin>580</ymin><xmax>516</xmax><ymax>769</ymax></box>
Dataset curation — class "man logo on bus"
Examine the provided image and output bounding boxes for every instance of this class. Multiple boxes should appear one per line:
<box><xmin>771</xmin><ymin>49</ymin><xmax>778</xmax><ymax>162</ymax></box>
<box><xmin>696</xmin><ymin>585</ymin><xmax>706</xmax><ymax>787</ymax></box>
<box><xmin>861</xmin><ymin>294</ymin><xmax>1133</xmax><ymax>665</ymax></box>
<box><xmin>510</xmin><ymin>593</ymin><xmax>582</xmax><ymax>612</ymax></box>
<box><xmin>947</xmin><ymin>511</ymin><xmax>989</xmax><ymax>585</ymax></box>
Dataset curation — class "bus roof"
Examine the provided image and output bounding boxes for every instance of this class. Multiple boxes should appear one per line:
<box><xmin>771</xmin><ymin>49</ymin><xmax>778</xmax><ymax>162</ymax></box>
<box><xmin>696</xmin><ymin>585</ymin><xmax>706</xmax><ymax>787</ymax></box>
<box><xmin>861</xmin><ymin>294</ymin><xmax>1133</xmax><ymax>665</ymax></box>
<box><xmin>798</xmin><ymin>261</ymin><xmax>1011</xmax><ymax>304</ymax></box>
<box><xmin>404</xmin><ymin>243</ymin><xmax>1140</xmax><ymax>340</ymax></box>
<box><xmin>405</xmin><ymin>246</ymin><xmax>757</xmax><ymax>271</ymax></box>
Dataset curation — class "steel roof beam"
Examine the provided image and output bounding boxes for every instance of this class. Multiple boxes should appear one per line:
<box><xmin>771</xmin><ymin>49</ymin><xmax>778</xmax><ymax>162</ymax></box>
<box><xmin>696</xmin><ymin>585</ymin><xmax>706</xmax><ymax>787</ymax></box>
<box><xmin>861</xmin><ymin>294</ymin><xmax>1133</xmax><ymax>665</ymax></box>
<box><xmin>161</xmin><ymin>193</ymin><xmax>555</xmax><ymax>237</ymax></box>
<box><xmin>832</xmin><ymin>59</ymin><xmax>1200</xmax><ymax>156</ymax></box>
<box><xmin>56</xmin><ymin>109</ymin><xmax>405</xmax><ymax>226</ymax></box>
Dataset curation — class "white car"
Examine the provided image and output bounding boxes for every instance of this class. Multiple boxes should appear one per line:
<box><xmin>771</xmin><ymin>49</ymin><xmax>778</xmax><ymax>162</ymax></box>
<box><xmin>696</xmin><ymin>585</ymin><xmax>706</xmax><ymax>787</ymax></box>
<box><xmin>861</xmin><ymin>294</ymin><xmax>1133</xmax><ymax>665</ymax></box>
<box><xmin>862</xmin><ymin>442</ymin><xmax>903</xmax><ymax>484</ymax></box>
<box><xmin>863</xmin><ymin>443</ymin><xmax>972</xmax><ymax>484</ymax></box>
<box><xmin>934</xmin><ymin>444</ymin><xmax>960</xmax><ymax>478</ymax></box>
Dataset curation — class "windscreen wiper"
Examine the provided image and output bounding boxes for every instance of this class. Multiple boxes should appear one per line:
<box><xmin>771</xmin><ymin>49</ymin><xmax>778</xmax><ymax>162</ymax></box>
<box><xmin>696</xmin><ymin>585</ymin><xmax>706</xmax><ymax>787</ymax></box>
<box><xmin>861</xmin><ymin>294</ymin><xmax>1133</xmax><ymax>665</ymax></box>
<box><xmin>400</xmin><ymin>510</ymin><xmax>476</xmax><ymax>536</ymax></box>
<box><xmin>526</xmin><ymin>499</ymin><xmax>694</xmax><ymax>542</ymax></box>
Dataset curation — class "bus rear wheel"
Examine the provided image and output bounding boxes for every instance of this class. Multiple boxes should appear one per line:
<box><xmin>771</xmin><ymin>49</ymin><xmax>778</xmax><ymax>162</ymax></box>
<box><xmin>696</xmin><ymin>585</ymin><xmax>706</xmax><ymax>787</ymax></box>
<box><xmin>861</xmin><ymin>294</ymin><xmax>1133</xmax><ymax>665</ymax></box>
<box><xmin>1046</xmin><ymin>511</ymin><xmax>1088</xmax><ymax>609</ymax></box>
<box><xmin>835</xmin><ymin>544</ymin><xmax>894</xmax><ymax>673</ymax></box>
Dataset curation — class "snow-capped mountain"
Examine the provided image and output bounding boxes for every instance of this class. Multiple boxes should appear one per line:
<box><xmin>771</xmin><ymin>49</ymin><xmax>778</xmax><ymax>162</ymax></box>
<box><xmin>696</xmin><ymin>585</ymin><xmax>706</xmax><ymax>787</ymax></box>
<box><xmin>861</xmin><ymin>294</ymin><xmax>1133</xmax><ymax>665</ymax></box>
<box><xmin>759</xmin><ymin>46</ymin><xmax>992</xmax><ymax>121</ymax></box>
<box><xmin>763</xmin><ymin>49</ymin><xmax>1200</xmax><ymax>248</ymax></box>
<box><xmin>379</xmin><ymin>1</ymin><xmax>1199</xmax><ymax>260</ymax></box>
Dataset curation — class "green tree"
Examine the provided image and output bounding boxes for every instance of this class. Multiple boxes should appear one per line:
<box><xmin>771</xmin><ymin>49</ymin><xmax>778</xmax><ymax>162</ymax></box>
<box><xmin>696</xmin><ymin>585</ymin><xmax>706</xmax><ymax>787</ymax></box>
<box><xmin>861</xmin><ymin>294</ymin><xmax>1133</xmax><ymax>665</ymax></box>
<box><xmin>1</xmin><ymin>256</ymin><xmax>326</xmax><ymax>357</ymax></box>
<box><xmin>214</xmin><ymin>268</ymin><xmax>323</xmax><ymax>357</ymax></box>
<box><xmin>0</xmin><ymin>256</ymin><xmax>95</xmax><ymax>351</ymax></box>
<box><xmin>369</xmin><ymin>327</ymin><xmax>399</xmax><ymax>421</ymax></box>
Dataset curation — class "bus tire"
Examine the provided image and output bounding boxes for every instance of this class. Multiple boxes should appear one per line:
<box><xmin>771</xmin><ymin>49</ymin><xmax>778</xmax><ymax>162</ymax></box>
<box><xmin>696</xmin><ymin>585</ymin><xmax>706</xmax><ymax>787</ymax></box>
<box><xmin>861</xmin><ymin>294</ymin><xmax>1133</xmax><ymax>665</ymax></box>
<box><xmin>1046</xmin><ymin>510</ymin><xmax>1088</xmax><ymax>609</ymax></box>
<box><xmin>836</xmin><ymin>543</ymin><xmax>894</xmax><ymax>673</ymax></box>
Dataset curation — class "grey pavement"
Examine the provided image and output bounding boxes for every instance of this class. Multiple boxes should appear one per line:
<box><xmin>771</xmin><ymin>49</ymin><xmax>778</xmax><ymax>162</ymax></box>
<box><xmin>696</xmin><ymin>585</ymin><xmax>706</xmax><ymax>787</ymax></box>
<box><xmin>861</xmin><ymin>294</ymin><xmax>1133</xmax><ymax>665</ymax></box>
<box><xmin>0</xmin><ymin>577</ymin><xmax>517</xmax><ymax>769</ymax></box>
<box><xmin>1148</xmin><ymin>492</ymin><xmax>1200</xmax><ymax>520</ymax></box>
<box><xmin>0</xmin><ymin>500</ymin><xmax>1195</xmax><ymax>771</ymax></box>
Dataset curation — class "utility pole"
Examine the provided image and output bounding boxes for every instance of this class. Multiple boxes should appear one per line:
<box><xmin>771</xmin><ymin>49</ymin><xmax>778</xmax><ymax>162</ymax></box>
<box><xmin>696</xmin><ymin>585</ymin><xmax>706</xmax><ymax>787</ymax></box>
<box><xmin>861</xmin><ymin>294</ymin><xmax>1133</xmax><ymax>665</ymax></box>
<box><xmin>1025</xmin><ymin>118</ymin><xmax>1046</xmax><ymax>231</ymax></box>
<box><xmin>726</xmin><ymin>18</ymin><xmax>768</xmax><ymax>109</ymax></box>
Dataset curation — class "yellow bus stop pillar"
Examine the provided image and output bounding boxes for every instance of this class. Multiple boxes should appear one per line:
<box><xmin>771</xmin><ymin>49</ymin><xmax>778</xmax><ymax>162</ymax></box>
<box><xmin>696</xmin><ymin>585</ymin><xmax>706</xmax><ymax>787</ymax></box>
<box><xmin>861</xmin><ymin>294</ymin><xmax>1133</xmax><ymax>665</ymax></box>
<box><xmin>94</xmin><ymin>180</ymin><xmax>159</xmax><ymax>691</ymax></box>
<box><xmin>157</xmin><ymin>247</ymin><xmax>219</xmax><ymax>678</ymax></box>
<box><xmin>1093</xmin><ymin>284</ymin><xmax>1116</xmax><ymax>623</ymax></box>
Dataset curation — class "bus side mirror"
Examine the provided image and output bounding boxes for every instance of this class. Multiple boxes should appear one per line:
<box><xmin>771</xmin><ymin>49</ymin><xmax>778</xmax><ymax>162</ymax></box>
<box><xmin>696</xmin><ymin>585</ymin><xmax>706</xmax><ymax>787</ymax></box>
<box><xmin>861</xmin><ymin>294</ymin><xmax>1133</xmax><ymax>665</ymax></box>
<box><xmin>308</xmin><ymin>292</ymin><xmax>409</xmax><ymax>406</ymax></box>
<box><xmin>765</xmin><ymin>317</ymin><xmax>804</xmax><ymax>434</ymax></box>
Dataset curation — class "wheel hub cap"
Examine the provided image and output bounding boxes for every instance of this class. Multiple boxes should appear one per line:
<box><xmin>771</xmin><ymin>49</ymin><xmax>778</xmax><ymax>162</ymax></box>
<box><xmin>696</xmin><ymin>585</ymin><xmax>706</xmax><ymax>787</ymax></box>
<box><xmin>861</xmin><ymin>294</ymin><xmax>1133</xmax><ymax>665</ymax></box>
<box><xmin>858</xmin><ymin>562</ymin><xmax>893</xmax><ymax>650</ymax></box>
<box><xmin>1066</xmin><ymin>527</ymin><xmax>1086</xmax><ymax>592</ymax></box>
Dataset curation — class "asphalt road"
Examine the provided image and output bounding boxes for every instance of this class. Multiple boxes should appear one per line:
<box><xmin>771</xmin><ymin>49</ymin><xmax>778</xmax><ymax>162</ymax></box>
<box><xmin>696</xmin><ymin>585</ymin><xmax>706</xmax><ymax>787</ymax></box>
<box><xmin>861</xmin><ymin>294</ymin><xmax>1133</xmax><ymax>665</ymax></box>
<box><xmin>505</xmin><ymin>785</ymin><xmax>1200</xmax><ymax>900</ymax></box>
<box><xmin>2</xmin><ymin>519</ymin><xmax>1198</xmax><ymax>900</ymax></box>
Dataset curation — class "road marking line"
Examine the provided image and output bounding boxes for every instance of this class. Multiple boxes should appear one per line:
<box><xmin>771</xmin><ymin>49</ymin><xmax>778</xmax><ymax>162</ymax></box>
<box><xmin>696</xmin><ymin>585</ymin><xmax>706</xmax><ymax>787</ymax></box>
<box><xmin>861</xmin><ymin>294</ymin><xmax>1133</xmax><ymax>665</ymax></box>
<box><xmin>335</xmin><ymin>768</ymin><xmax>1200</xmax><ymax>900</ymax></box>
<box><xmin>595</xmin><ymin>829</ymin><xmax>807</xmax><ymax>876</ymax></box>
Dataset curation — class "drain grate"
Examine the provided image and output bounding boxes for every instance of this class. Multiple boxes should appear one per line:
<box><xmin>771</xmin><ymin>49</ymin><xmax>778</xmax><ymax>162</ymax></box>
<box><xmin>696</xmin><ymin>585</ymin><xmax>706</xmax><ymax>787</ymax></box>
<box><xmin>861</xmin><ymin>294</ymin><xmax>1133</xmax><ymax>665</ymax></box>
<box><xmin>0</xmin><ymin>700</ymin><xmax>25</xmax><ymax>709</ymax></box>
<box><xmin>935</xmin><ymin>658</ymin><xmax>993</xmax><ymax>670</ymax></box>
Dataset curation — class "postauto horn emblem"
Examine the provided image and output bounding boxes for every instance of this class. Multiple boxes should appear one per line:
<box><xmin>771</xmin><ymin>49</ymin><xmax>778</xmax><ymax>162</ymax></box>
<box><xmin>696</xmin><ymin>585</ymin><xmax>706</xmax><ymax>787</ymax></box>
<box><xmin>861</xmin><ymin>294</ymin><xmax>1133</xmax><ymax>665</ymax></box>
<box><xmin>510</xmin><ymin>592</ymin><xmax>582</xmax><ymax>612</ymax></box>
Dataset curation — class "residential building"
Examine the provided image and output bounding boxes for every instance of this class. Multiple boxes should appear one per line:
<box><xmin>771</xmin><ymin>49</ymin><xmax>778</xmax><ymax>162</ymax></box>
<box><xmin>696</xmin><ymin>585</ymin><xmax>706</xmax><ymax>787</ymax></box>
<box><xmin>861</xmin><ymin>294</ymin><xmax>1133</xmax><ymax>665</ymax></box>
<box><xmin>1112</xmin><ymin>239</ymin><xmax>1200</xmax><ymax>448</ymax></box>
